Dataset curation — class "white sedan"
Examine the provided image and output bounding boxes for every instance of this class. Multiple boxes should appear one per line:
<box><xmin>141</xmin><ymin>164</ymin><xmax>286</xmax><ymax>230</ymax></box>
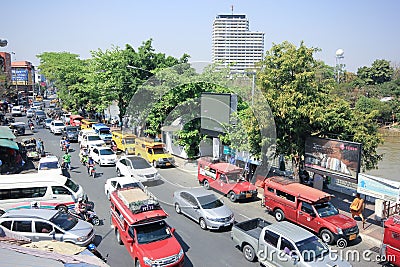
<box><xmin>26</xmin><ymin>109</ymin><xmax>35</xmax><ymax>118</ymax></box>
<box><xmin>115</xmin><ymin>156</ymin><xmax>161</xmax><ymax>183</ymax></box>
<box><xmin>80</xmin><ymin>133</ymin><xmax>106</xmax><ymax>149</ymax></box>
<box><xmin>104</xmin><ymin>176</ymin><xmax>142</xmax><ymax>200</ymax></box>
<box><xmin>89</xmin><ymin>147</ymin><xmax>117</xmax><ymax>166</ymax></box>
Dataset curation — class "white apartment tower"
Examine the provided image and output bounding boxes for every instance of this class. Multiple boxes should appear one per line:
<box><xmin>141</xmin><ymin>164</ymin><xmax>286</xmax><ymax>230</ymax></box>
<box><xmin>212</xmin><ymin>14</ymin><xmax>265</xmax><ymax>72</ymax></box>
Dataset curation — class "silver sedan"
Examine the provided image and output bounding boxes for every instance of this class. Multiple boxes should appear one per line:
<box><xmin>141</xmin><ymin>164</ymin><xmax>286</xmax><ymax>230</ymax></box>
<box><xmin>173</xmin><ymin>187</ymin><xmax>234</xmax><ymax>230</ymax></box>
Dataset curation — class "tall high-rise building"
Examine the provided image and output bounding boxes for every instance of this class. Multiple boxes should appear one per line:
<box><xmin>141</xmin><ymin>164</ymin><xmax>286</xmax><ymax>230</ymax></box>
<box><xmin>212</xmin><ymin>14</ymin><xmax>264</xmax><ymax>73</ymax></box>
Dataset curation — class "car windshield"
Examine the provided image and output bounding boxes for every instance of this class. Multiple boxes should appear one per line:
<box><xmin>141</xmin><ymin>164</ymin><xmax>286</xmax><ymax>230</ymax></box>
<box><xmin>66</xmin><ymin>127</ymin><xmax>78</xmax><ymax>132</ymax></box>
<box><xmin>50</xmin><ymin>212</ymin><xmax>78</xmax><ymax>231</ymax></box>
<box><xmin>135</xmin><ymin>221</ymin><xmax>171</xmax><ymax>244</ymax></box>
<box><xmin>99</xmin><ymin>129</ymin><xmax>110</xmax><ymax>134</ymax></box>
<box><xmin>197</xmin><ymin>194</ymin><xmax>224</xmax><ymax>209</ymax></box>
<box><xmin>46</xmin><ymin>119</ymin><xmax>52</xmax><ymax>123</ymax></box>
<box><xmin>39</xmin><ymin>161</ymin><xmax>58</xmax><ymax>170</ymax></box>
<box><xmin>123</xmin><ymin>182</ymin><xmax>140</xmax><ymax>189</ymax></box>
<box><xmin>314</xmin><ymin>202</ymin><xmax>339</xmax><ymax>218</ymax></box>
<box><xmin>100</xmin><ymin>149</ymin><xmax>114</xmax><ymax>155</ymax></box>
<box><xmin>55</xmin><ymin>122</ymin><xmax>64</xmax><ymax>127</ymax></box>
<box><xmin>296</xmin><ymin>236</ymin><xmax>329</xmax><ymax>262</ymax></box>
<box><xmin>124</xmin><ymin>138</ymin><xmax>135</xmax><ymax>144</ymax></box>
<box><xmin>153</xmin><ymin>148</ymin><xmax>166</xmax><ymax>154</ymax></box>
<box><xmin>129</xmin><ymin>158</ymin><xmax>151</xmax><ymax>169</ymax></box>
<box><xmin>88</xmin><ymin>135</ymin><xmax>101</xmax><ymax>141</ymax></box>
<box><xmin>36</xmin><ymin>111</ymin><xmax>45</xmax><ymax>115</ymax></box>
<box><xmin>64</xmin><ymin>178</ymin><xmax>79</xmax><ymax>193</ymax></box>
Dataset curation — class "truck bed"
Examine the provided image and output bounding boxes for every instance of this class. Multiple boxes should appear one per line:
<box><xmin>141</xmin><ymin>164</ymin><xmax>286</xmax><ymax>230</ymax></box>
<box><xmin>231</xmin><ymin>218</ymin><xmax>271</xmax><ymax>250</ymax></box>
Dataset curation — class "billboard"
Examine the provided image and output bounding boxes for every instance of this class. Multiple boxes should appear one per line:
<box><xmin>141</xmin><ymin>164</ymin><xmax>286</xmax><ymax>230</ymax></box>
<box><xmin>304</xmin><ymin>136</ymin><xmax>361</xmax><ymax>181</ymax></box>
<box><xmin>200</xmin><ymin>93</ymin><xmax>237</xmax><ymax>137</ymax></box>
<box><xmin>12</xmin><ymin>69</ymin><xmax>28</xmax><ymax>82</ymax></box>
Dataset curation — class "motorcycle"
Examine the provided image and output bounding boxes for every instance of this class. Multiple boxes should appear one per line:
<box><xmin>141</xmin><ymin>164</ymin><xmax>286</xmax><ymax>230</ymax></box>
<box><xmin>61</xmin><ymin>142</ymin><xmax>70</xmax><ymax>152</ymax></box>
<box><xmin>80</xmin><ymin>154</ymin><xmax>88</xmax><ymax>165</ymax></box>
<box><xmin>88</xmin><ymin>164</ymin><xmax>96</xmax><ymax>178</ymax></box>
<box><xmin>69</xmin><ymin>202</ymin><xmax>101</xmax><ymax>226</ymax></box>
<box><xmin>28</xmin><ymin>122</ymin><xmax>35</xmax><ymax>132</ymax></box>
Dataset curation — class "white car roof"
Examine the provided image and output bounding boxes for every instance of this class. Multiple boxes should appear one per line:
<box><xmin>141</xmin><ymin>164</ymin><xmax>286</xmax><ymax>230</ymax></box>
<box><xmin>39</xmin><ymin>155</ymin><xmax>59</xmax><ymax>163</ymax></box>
<box><xmin>107</xmin><ymin>176</ymin><xmax>141</xmax><ymax>186</ymax></box>
<box><xmin>52</xmin><ymin>120</ymin><xmax>64</xmax><ymax>123</ymax></box>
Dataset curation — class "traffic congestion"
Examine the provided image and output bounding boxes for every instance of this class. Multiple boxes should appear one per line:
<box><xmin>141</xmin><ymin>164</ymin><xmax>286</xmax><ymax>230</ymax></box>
<box><xmin>0</xmin><ymin>96</ymin><xmax>399</xmax><ymax>267</ymax></box>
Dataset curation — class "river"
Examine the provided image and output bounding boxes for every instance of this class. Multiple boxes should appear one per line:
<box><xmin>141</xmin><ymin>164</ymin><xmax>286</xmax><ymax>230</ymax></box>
<box><xmin>365</xmin><ymin>135</ymin><xmax>400</xmax><ymax>182</ymax></box>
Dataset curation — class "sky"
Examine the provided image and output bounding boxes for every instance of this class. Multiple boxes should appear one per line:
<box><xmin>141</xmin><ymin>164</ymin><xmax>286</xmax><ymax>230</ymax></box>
<box><xmin>1</xmin><ymin>0</ymin><xmax>399</xmax><ymax>73</ymax></box>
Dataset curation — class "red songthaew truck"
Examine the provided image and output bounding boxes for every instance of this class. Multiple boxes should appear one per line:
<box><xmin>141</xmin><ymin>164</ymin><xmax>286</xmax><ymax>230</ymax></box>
<box><xmin>110</xmin><ymin>187</ymin><xmax>184</xmax><ymax>267</ymax></box>
<box><xmin>381</xmin><ymin>215</ymin><xmax>400</xmax><ymax>266</ymax></box>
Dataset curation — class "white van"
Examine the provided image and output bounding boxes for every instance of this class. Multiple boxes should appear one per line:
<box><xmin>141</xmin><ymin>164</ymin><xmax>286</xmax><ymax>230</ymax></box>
<box><xmin>11</xmin><ymin>106</ymin><xmax>23</xmax><ymax>117</ymax></box>
<box><xmin>0</xmin><ymin>173</ymin><xmax>85</xmax><ymax>215</ymax></box>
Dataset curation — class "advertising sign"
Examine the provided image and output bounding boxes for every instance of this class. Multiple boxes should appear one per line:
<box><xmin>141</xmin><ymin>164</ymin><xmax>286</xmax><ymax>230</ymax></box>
<box><xmin>304</xmin><ymin>137</ymin><xmax>361</xmax><ymax>181</ymax></box>
<box><xmin>12</xmin><ymin>69</ymin><xmax>28</xmax><ymax>82</ymax></box>
<box><xmin>357</xmin><ymin>173</ymin><xmax>400</xmax><ymax>202</ymax></box>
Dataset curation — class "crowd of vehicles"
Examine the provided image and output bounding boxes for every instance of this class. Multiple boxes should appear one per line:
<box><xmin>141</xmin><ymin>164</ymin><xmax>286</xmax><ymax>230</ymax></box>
<box><xmin>2</xmin><ymin>99</ymin><xmax>384</xmax><ymax>266</ymax></box>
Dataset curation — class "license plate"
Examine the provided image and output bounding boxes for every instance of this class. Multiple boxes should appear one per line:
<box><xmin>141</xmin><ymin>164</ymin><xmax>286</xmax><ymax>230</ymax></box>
<box><xmin>349</xmin><ymin>234</ymin><xmax>357</xmax><ymax>240</ymax></box>
<box><xmin>246</xmin><ymin>193</ymin><xmax>252</xmax><ymax>198</ymax></box>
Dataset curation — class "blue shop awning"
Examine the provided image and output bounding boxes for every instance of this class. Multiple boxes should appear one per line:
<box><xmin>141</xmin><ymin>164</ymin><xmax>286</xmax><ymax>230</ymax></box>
<box><xmin>0</xmin><ymin>139</ymin><xmax>19</xmax><ymax>150</ymax></box>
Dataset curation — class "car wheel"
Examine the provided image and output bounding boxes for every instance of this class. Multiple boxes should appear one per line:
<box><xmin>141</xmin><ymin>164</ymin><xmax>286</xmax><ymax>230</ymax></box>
<box><xmin>274</xmin><ymin>209</ymin><xmax>285</xmax><ymax>222</ymax></box>
<box><xmin>320</xmin><ymin>229</ymin><xmax>334</xmax><ymax>245</ymax></box>
<box><xmin>0</xmin><ymin>210</ymin><xmax>4</xmax><ymax>216</ymax></box>
<box><xmin>135</xmin><ymin>260</ymin><xmax>141</xmax><ymax>267</ymax></box>
<box><xmin>116</xmin><ymin>229</ymin><xmax>123</xmax><ymax>245</ymax></box>
<box><xmin>203</xmin><ymin>180</ymin><xmax>210</xmax><ymax>190</ymax></box>
<box><xmin>199</xmin><ymin>218</ymin><xmax>207</xmax><ymax>230</ymax></box>
<box><xmin>92</xmin><ymin>217</ymin><xmax>101</xmax><ymax>226</ymax></box>
<box><xmin>243</xmin><ymin>244</ymin><xmax>256</xmax><ymax>262</ymax></box>
<box><xmin>106</xmin><ymin>191</ymin><xmax>110</xmax><ymax>200</ymax></box>
<box><xmin>125</xmin><ymin>149</ymin><xmax>129</xmax><ymax>155</ymax></box>
<box><xmin>56</xmin><ymin>205</ymin><xmax>68</xmax><ymax>213</ymax></box>
<box><xmin>116</xmin><ymin>168</ymin><xmax>122</xmax><ymax>177</ymax></box>
<box><xmin>175</xmin><ymin>203</ymin><xmax>181</xmax><ymax>214</ymax></box>
<box><xmin>228</xmin><ymin>191</ymin><xmax>237</xmax><ymax>202</ymax></box>
<box><xmin>152</xmin><ymin>161</ymin><xmax>157</xmax><ymax>168</ymax></box>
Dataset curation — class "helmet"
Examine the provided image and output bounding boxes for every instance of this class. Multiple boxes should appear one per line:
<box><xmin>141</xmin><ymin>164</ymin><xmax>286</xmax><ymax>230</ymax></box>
<box><xmin>88</xmin><ymin>243</ymin><xmax>96</xmax><ymax>250</ymax></box>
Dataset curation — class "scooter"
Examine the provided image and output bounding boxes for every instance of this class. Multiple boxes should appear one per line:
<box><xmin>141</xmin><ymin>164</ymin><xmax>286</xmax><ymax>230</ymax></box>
<box><xmin>68</xmin><ymin>203</ymin><xmax>101</xmax><ymax>226</ymax></box>
<box><xmin>88</xmin><ymin>164</ymin><xmax>96</xmax><ymax>178</ymax></box>
<box><xmin>29</xmin><ymin>122</ymin><xmax>35</xmax><ymax>132</ymax></box>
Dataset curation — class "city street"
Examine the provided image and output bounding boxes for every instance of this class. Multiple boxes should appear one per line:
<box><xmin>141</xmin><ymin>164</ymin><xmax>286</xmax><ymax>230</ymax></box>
<box><xmin>13</xmin><ymin>111</ymin><xmax>385</xmax><ymax>267</ymax></box>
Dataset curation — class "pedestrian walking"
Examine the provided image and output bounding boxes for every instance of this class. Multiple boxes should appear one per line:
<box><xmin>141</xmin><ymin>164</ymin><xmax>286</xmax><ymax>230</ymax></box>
<box><xmin>350</xmin><ymin>193</ymin><xmax>365</xmax><ymax>222</ymax></box>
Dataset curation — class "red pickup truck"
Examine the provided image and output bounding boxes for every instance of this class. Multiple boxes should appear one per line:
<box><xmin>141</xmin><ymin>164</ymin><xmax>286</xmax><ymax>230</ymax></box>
<box><xmin>197</xmin><ymin>158</ymin><xmax>258</xmax><ymax>202</ymax></box>
<box><xmin>110</xmin><ymin>187</ymin><xmax>184</xmax><ymax>267</ymax></box>
<box><xmin>262</xmin><ymin>176</ymin><xmax>358</xmax><ymax>247</ymax></box>
<box><xmin>381</xmin><ymin>215</ymin><xmax>400</xmax><ymax>266</ymax></box>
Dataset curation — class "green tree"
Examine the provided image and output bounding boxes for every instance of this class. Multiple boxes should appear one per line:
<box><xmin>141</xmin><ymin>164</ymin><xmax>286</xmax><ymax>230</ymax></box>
<box><xmin>259</xmin><ymin>41</ymin><xmax>383</xmax><ymax>172</ymax></box>
<box><xmin>357</xmin><ymin>59</ymin><xmax>394</xmax><ymax>85</ymax></box>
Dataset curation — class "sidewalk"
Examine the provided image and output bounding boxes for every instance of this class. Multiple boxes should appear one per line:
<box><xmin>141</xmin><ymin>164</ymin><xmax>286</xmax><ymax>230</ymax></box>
<box><xmin>173</xmin><ymin>156</ymin><xmax>383</xmax><ymax>246</ymax></box>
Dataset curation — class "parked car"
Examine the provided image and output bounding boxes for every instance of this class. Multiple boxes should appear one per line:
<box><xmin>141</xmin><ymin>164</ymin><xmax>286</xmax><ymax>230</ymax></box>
<box><xmin>26</xmin><ymin>108</ymin><xmax>36</xmax><ymax>118</ymax></box>
<box><xmin>9</xmin><ymin>122</ymin><xmax>26</xmax><ymax>135</ymax></box>
<box><xmin>173</xmin><ymin>188</ymin><xmax>234</xmax><ymax>230</ymax></box>
<box><xmin>45</xmin><ymin>118</ymin><xmax>53</xmax><ymax>129</ymax></box>
<box><xmin>104</xmin><ymin>176</ymin><xmax>142</xmax><ymax>199</ymax></box>
<box><xmin>0</xmin><ymin>209</ymin><xmax>95</xmax><ymax>246</ymax></box>
<box><xmin>89</xmin><ymin>146</ymin><xmax>117</xmax><ymax>166</ymax></box>
<box><xmin>62</xmin><ymin>126</ymin><xmax>80</xmax><ymax>142</ymax></box>
<box><xmin>50</xmin><ymin>120</ymin><xmax>65</xmax><ymax>134</ymax></box>
<box><xmin>115</xmin><ymin>155</ymin><xmax>161</xmax><ymax>183</ymax></box>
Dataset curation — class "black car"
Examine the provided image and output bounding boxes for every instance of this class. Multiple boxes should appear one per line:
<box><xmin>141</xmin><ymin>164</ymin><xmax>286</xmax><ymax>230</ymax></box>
<box><xmin>34</xmin><ymin>110</ymin><xmax>47</xmax><ymax>121</ymax></box>
<box><xmin>62</xmin><ymin>126</ymin><xmax>79</xmax><ymax>142</ymax></box>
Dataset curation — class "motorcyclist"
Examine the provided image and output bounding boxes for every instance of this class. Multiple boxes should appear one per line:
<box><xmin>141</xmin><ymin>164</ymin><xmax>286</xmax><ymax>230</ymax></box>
<box><xmin>74</xmin><ymin>197</ymin><xmax>87</xmax><ymax>220</ymax></box>
<box><xmin>79</xmin><ymin>147</ymin><xmax>89</xmax><ymax>164</ymax></box>
<box><xmin>87</xmin><ymin>156</ymin><xmax>95</xmax><ymax>175</ymax></box>
<box><xmin>62</xmin><ymin>151</ymin><xmax>71</xmax><ymax>170</ymax></box>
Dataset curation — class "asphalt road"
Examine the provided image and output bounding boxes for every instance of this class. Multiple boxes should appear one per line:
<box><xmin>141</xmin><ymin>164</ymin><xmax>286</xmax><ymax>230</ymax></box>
<box><xmin>13</xmin><ymin>107</ymin><xmax>385</xmax><ymax>267</ymax></box>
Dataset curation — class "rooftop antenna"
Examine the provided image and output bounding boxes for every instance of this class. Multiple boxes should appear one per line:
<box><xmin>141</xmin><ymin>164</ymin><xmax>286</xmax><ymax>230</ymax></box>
<box><xmin>231</xmin><ymin>5</ymin><xmax>234</xmax><ymax>15</ymax></box>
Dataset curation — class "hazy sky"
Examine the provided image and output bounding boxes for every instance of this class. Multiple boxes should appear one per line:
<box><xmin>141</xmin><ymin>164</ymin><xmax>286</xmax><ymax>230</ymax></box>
<box><xmin>2</xmin><ymin>0</ymin><xmax>399</xmax><ymax>73</ymax></box>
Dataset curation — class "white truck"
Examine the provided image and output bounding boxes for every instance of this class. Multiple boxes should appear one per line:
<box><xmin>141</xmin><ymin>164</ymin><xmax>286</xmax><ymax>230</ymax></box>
<box><xmin>231</xmin><ymin>218</ymin><xmax>351</xmax><ymax>266</ymax></box>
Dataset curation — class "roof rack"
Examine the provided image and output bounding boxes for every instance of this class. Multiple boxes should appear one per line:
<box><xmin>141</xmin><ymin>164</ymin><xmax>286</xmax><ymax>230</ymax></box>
<box><xmin>268</xmin><ymin>176</ymin><xmax>296</xmax><ymax>185</ymax></box>
<box><xmin>117</xmin><ymin>187</ymin><xmax>160</xmax><ymax>214</ymax></box>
